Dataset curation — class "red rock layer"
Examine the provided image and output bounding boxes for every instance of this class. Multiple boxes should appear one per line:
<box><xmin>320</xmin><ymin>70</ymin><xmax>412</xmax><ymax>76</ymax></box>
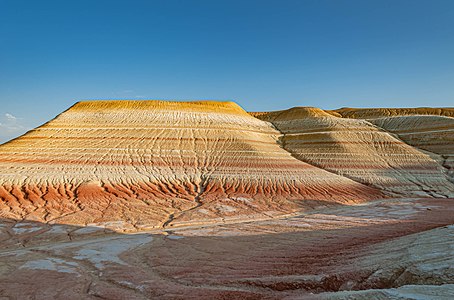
<box><xmin>252</xmin><ymin>107</ymin><xmax>454</xmax><ymax>197</ymax></box>
<box><xmin>0</xmin><ymin>101</ymin><xmax>381</xmax><ymax>230</ymax></box>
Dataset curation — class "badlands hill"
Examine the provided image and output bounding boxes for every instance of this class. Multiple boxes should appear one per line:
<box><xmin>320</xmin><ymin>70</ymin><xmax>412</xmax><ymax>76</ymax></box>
<box><xmin>252</xmin><ymin>107</ymin><xmax>454</xmax><ymax>197</ymax></box>
<box><xmin>0</xmin><ymin>100</ymin><xmax>453</xmax><ymax>231</ymax></box>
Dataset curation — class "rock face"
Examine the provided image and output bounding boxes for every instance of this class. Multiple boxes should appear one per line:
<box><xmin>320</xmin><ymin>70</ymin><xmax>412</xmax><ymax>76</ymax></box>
<box><xmin>252</xmin><ymin>107</ymin><xmax>454</xmax><ymax>198</ymax></box>
<box><xmin>0</xmin><ymin>100</ymin><xmax>381</xmax><ymax>230</ymax></box>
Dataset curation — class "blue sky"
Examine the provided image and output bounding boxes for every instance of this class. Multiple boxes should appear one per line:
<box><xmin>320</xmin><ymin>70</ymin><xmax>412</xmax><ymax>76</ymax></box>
<box><xmin>1</xmin><ymin>0</ymin><xmax>453</xmax><ymax>142</ymax></box>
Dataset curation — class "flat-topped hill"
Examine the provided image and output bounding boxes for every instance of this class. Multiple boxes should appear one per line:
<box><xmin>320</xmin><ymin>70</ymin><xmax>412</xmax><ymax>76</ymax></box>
<box><xmin>0</xmin><ymin>100</ymin><xmax>384</xmax><ymax>230</ymax></box>
<box><xmin>0</xmin><ymin>100</ymin><xmax>452</xmax><ymax>231</ymax></box>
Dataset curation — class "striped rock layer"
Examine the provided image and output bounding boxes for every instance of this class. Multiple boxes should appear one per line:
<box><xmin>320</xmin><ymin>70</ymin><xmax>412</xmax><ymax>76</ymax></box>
<box><xmin>0</xmin><ymin>101</ymin><xmax>382</xmax><ymax>230</ymax></box>
<box><xmin>363</xmin><ymin>115</ymin><xmax>453</xmax><ymax>183</ymax></box>
<box><xmin>327</xmin><ymin>107</ymin><xmax>454</xmax><ymax>183</ymax></box>
<box><xmin>251</xmin><ymin>107</ymin><xmax>454</xmax><ymax>198</ymax></box>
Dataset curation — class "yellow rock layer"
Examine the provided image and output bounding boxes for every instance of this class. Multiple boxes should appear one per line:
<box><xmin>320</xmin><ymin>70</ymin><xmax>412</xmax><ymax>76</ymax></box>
<box><xmin>69</xmin><ymin>100</ymin><xmax>250</xmax><ymax>115</ymax></box>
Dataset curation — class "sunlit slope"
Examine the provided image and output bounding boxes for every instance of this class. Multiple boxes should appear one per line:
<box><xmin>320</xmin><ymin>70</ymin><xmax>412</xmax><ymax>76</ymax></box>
<box><xmin>252</xmin><ymin>107</ymin><xmax>454</xmax><ymax>197</ymax></box>
<box><xmin>0</xmin><ymin>100</ymin><xmax>380</xmax><ymax>230</ymax></box>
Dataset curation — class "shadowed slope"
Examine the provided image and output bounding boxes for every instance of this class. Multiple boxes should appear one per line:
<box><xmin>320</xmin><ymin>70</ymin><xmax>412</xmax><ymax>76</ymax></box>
<box><xmin>324</xmin><ymin>106</ymin><xmax>454</xmax><ymax>183</ymax></box>
<box><xmin>0</xmin><ymin>100</ymin><xmax>381</xmax><ymax>230</ymax></box>
<box><xmin>369</xmin><ymin>115</ymin><xmax>454</xmax><ymax>182</ymax></box>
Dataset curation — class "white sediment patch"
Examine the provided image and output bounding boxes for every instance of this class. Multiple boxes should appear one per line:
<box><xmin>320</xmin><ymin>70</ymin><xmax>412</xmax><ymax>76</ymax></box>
<box><xmin>20</xmin><ymin>257</ymin><xmax>80</xmax><ymax>275</ymax></box>
<box><xmin>215</xmin><ymin>204</ymin><xmax>236</xmax><ymax>213</ymax></box>
<box><xmin>72</xmin><ymin>234</ymin><xmax>153</xmax><ymax>269</ymax></box>
<box><xmin>118</xmin><ymin>280</ymin><xmax>146</xmax><ymax>292</ymax></box>
<box><xmin>12</xmin><ymin>223</ymin><xmax>43</xmax><ymax>234</ymax></box>
<box><xmin>84</xmin><ymin>221</ymin><xmax>136</xmax><ymax>231</ymax></box>
<box><xmin>73</xmin><ymin>226</ymin><xmax>105</xmax><ymax>234</ymax></box>
<box><xmin>46</xmin><ymin>225</ymin><xmax>70</xmax><ymax>234</ymax></box>
<box><xmin>320</xmin><ymin>284</ymin><xmax>454</xmax><ymax>299</ymax></box>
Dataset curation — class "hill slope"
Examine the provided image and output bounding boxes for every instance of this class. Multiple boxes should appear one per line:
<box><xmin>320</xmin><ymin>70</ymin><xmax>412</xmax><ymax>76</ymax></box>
<box><xmin>325</xmin><ymin>107</ymin><xmax>453</xmax><ymax>183</ymax></box>
<box><xmin>252</xmin><ymin>107</ymin><xmax>454</xmax><ymax>197</ymax></box>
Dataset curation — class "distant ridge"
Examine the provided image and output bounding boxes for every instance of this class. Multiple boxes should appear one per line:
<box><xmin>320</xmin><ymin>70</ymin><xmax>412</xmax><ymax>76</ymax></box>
<box><xmin>330</xmin><ymin>107</ymin><xmax>454</xmax><ymax>118</ymax></box>
<box><xmin>250</xmin><ymin>106</ymin><xmax>454</xmax><ymax>119</ymax></box>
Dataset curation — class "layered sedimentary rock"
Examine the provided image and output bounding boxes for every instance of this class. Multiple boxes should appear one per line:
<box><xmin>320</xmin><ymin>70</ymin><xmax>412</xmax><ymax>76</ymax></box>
<box><xmin>368</xmin><ymin>116</ymin><xmax>454</xmax><ymax>182</ymax></box>
<box><xmin>252</xmin><ymin>107</ymin><xmax>454</xmax><ymax>197</ymax></box>
<box><xmin>330</xmin><ymin>107</ymin><xmax>454</xmax><ymax>183</ymax></box>
<box><xmin>0</xmin><ymin>101</ymin><xmax>381</xmax><ymax>230</ymax></box>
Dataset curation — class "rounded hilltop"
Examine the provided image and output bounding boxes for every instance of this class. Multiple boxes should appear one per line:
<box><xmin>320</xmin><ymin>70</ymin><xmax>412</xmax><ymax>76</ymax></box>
<box><xmin>69</xmin><ymin>100</ymin><xmax>249</xmax><ymax>115</ymax></box>
<box><xmin>250</xmin><ymin>106</ymin><xmax>336</xmax><ymax>122</ymax></box>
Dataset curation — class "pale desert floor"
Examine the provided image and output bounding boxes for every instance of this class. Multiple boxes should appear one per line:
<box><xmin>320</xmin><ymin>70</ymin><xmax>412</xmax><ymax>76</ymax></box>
<box><xmin>1</xmin><ymin>197</ymin><xmax>453</xmax><ymax>299</ymax></box>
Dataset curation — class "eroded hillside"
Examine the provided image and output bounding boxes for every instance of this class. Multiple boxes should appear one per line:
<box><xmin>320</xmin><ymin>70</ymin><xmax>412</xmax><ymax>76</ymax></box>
<box><xmin>252</xmin><ymin>107</ymin><xmax>454</xmax><ymax>198</ymax></box>
<box><xmin>0</xmin><ymin>100</ymin><xmax>385</xmax><ymax>230</ymax></box>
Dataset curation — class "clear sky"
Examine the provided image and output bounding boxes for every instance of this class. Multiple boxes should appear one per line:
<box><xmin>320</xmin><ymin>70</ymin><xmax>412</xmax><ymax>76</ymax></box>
<box><xmin>1</xmin><ymin>0</ymin><xmax>453</xmax><ymax>143</ymax></box>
